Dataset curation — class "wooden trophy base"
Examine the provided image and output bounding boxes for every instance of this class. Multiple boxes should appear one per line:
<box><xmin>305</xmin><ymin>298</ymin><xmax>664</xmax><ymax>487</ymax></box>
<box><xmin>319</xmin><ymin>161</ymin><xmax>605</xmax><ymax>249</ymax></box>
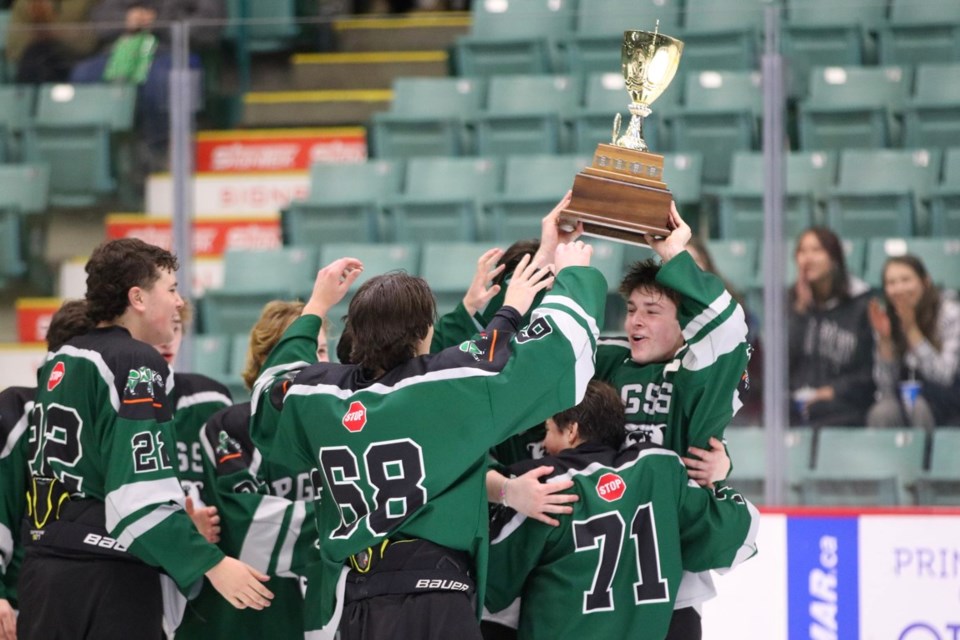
<box><xmin>562</xmin><ymin>143</ymin><xmax>673</xmax><ymax>246</ymax></box>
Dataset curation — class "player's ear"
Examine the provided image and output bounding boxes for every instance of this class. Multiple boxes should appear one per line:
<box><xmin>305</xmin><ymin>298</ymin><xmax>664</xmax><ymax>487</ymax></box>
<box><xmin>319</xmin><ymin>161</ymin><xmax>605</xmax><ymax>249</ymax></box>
<box><xmin>566</xmin><ymin>421</ymin><xmax>581</xmax><ymax>448</ymax></box>
<box><xmin>128</xmin><ymin>286</ymin><xmax>146</xmax><ymax>312</ymax></box>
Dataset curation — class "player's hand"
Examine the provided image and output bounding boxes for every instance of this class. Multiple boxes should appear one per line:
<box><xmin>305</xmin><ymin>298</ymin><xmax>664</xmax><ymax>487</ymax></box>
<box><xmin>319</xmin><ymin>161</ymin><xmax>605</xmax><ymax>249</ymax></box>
<box><xmin>644</xmin><ymin>201</ymin><xmax>691</xmax><ymax>264</ymax></box>
<box><xmin>302</xmin><ymin>257</ymin><xmax>364</xmax><ymax>318</ymax></box>
<box><xmin>206</xmin><ymin>557</ymin><xmax>274</xmax><ymax>610</ymax></box>
<box><xmin>463</xmin><ymin>248</ymin><xmax>506</xmax><ymax>316</ymax></box>
<box><xmin>186</xmin><ymin>496</ymin><xmax>221</xmax><ymax>544</ymax></box>
<box><xmin>533</xmin><ymin>191</ymin><xmax>581</xmax><ymax>264</ymax></box>
<box><xmin>504</xmin><ymin>466</ymin><xmax>579</xmax><ymax>527</ymax></box>
<box><xmin>682</xmin><ymin>437</ymin><xmax>731</xmax><ymax>488</ymax></box>
<box><xmin>553</xmin><ymin>240</ymin><xmax>593</xmax><ymax>274</ymax></box>
<box><xmin>0</xmin><ymin>598</ymin><xmax>16</xmax><ymax>640</ymax></box>
<box><xmin>502</xmin><ymin>253</ymin><xmax>554</xmax><ymax>317</ymax></box>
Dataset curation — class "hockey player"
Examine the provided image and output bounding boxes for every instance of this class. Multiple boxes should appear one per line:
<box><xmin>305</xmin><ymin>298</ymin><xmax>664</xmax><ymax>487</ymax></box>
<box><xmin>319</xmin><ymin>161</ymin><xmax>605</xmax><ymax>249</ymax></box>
<box><xmin>593</xmin><ymin>203</ymin><xmax>751</xmax><ymax>638</ymax></box>
<box><xmin>0</xmin><ymin>299</ymin><xmax>94</xmax><ymax>640</ymax></box>
<box><xmin>270</xmin><ymin>240</ymin><xmax>603</xmax><ymax>639</ymax></box>
<box><xmin>485</xmin><ymin>381</ymin><xmax>759</xmax><ymax>640</ymax></box>
<box><xmin>17</xmin><ymin>238</ymin><xmax>273</xmax><ymax>640</ymax></box>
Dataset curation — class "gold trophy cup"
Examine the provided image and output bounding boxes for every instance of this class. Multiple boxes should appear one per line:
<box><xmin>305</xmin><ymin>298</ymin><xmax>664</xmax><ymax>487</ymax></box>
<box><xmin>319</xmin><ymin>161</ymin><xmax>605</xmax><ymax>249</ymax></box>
<box><xmin>562</xmin><ymin>26</ymin><xmax>684</xmax><ymax>244</ymax></box>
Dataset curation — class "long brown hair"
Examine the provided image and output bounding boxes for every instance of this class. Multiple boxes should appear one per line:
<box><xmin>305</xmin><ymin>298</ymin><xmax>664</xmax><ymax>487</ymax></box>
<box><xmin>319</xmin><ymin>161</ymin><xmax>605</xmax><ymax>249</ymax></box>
<box><xmin>883</xmin><ymin>255</ymin><xmax>942</xmax><ymax>355</ymax></box>
<box><xmin>795</xmin><ymin>226</ymin><xmax>850</xmax><ymax>304</ymax></box>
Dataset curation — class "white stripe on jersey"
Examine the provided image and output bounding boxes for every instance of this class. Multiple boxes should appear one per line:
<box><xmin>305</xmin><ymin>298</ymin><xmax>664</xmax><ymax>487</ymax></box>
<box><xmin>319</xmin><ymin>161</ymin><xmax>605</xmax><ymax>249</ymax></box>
<box><xmin>0</xmin><ymin>522</ymin><xmax>13</xmax><ymax>571</ymax></box>
<box><xmin>533</xmin><ymin>307</ymin><xmax>594</xmax><ymax>403</ymax></box>
<box><xmin>116</xmin><ymin>503</ymin><xmax>180</xmax><ymax>549</ymax></box>
<box><xmin>251</xmin><ymin>360</ymin><xmax>312</xmax><ymax>416</ymax></box>
<box><xmin>681</xmin><ymin>289</ymin><xmax>734</xmax><ymax>341</ymax></box>
<box><xmin>105</xmin><ymin>477</ymin><xmax>186</xmax><ymax>531</ymax></box>
<box><xmin>491</xmin><ymin>448</ymin><xmax>685</xmax><ymax>545</ymax></box>
<box><xmin>275</xmin><ymin>500</ymin><xmax>307</xmax><ymax>578</ymax></box>
<box><xmin>240</xmin><ymin>495</ymin><xmax>292</xmax><ymax>573</ymax></box>
<box><xmin>176</xmin><ymin>391</ymin><xmax>232</xmax><ymax>411</ymax></box>
<box><xmin>0</xmin><ymin>402</ymin><xmax>31</xmax><ymax>459</ymax></box>
<box><xmin>53</xmin><ymin>345</ymin><xmax>121</xmax><ymax>412</ymax></box>
<box><xmin>199</xmin><ymin>426</ymin><xmax>216</xmax><ymax>466</ymax></box>
<box><xmin>681</xmin><ymin>305</ymin><xmax>748</xmax><ymax>372</ymax></box>
<box><xmin>286</xmin><ymin>365</ymin><xmax>499</xmax><ymax>400</ymax></box>
<box><xmin>541</xmin><ymin>293</ymin><xmax>601</xmax><ymax>340</ymax></box>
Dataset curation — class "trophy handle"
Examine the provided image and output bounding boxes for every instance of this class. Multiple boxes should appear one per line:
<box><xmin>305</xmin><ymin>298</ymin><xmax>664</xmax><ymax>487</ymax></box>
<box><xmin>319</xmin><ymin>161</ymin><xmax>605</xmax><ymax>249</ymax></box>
<box><xmin>611</xmin><ymin>113</ymin><xmax>622</xmax><ymax>145</ymax></box>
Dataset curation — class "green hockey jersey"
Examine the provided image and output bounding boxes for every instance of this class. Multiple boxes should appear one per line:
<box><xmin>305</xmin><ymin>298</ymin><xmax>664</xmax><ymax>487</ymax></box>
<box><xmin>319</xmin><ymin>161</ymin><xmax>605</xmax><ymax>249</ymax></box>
<box><xmin>271</xmin><ymin>266</ymin><xmax>606</xmax><ymax>633</ymax></box>
<box><xmin>0</xmin><ymin>386</ymin><xmax>33</xmax><ymax>605</ymax></box>
<box><xmin>27</xmin><ymin>327</ymin><xmax>224</xmax><ymax>590</ymax></box>
<box><xmin>486</xmin><ymin>442</ymin><xmax>759</xmax><ymax>640</ymax></box>
<box><xmin>169</xmin><ymin>372</ymin><xmax>232</xmax><ymax>500</ymax></box>
<box><xmin>177</xmin><ymin>401</ymin><xmax>312</xmax><ymax>639</ymax></box>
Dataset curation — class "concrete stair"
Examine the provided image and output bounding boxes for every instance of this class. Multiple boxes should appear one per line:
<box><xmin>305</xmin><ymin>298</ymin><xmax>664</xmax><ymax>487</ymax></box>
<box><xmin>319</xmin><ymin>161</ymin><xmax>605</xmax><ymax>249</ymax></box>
<box><xmin>242</xmin><ymin>89</ymin><xmax>393</xmax><ymax>127</ymax></box>
<box><xmin>332</xmin><ymin>12</ymin><xmax>469</xmax><ymax>52</ymax></box>
<box><xmin>291</xmin><ymin>50</ymin><xmax>449</xmax><ymax>90</ymax></box>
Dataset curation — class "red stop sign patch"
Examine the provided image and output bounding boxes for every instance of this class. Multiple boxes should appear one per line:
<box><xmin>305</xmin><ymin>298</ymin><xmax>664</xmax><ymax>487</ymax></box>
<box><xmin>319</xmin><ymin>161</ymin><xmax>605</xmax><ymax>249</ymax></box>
<box><xmin>596</xmin><ymin>472</ymin><xmax>626</xmax><ymax>502</ymax></box>
<box><xmin>47</xmin><ymin>361</ymin><xmax>66</xmax><ymax>391</ymax></box>
<box><xmin>342</xmin><ymin>401</ymin><xmax>367</xmax><ymax>433</ymax></box>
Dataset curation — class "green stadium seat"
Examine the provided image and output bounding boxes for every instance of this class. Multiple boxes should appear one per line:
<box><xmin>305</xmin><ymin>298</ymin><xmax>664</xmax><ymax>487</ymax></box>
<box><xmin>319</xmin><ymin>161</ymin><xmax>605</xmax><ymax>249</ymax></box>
<box><xmin>902</xmin><ymin>64</ymin><xmax>960</xmax><ymax>151</ymax></box>
<box><xmin>223</xmin><ymin>0</ymin><xmax>299</xmax><ymax>53</ymax></box>
<box><xmin>454</xmin><ymin>0</ymin><xmax>574</xmax><ymax>77</ymax></box>
<box><xmin>383</xmin><ymin>156</ymin><xmax>502</xmax><ymax>242</ymax></box>
<box><xmin>826</xmin><ymin>148</ymin><xmax>940</xmax><ymax>238</ymax></box>
<box><xmin>485</xmin><ymin>153</ymin><xmax>587</xmax><ymax>243</ymax></box>
<box><xmin>198</xmin><ymin>247</ymin><xmax>318</xmax><ymax>335</ymax></box>
<box><xmin>318</xmin><ymin>242</ymin><xmax>420</xmax><ymax>325</ymax></box>
<box><xmin>720</xmin><ymin>426</ymin><xmax>816</xmax><ymax>506</ymax></box>
<box><xmin>282</xmin><ymin>159</ymin><xmax>402</xmax><ymax>245</ymax></box>
<box><xmin>877</xmin><ymin>0</ymin><xmax>960</xmax><ymax>66</ymax></box>
<box><xmin>190</xmin><ymin>334</ymin><xmax>232</xmax><ymax>383</ymax></box>
<box><xmin>370</xmin><ymin>77</ymin><xmax>485</xmax><ymax>158</ymax></box>
<box><xmin>797</xmin><ymin>427</ymin><xmax>925</xmax><ymax>506</ymax></box>
<box><xmin>226</xmin><ymin>332</ymin><xmax>251</xmax><ymax>400</ymax></box>
<box><xmin>0</xmin><ymin>209</ymin><xmax>24</xmax><ymax>280</ymax></box>
<box><xmin>798</xmin><ymin>65</ymin><xmax>912</xmax><ymax>151</ymax></box>
<box><xmin>712</xmin><ymin>150</ymin><xmax>835</xmax><ymax>239</ymax></box>
<box><xmin>0</xmin><ymin>164</ymin><xmax>50</xmax><ymax>216</ymax></box>
<box><xmin>473</xmin><ymin>74</ymin><xmax>581</xmax><ymax>157</ymax></box>
<box><xmin>913</xmin><ymin>428</ymin><xmax>960</xmax><ymax>506</ymax></box>
<box><xmin>23</xmin><ymin>83</ymin><xmax>136</xmax><ymax>207</ymax></box>
<box><xmin>782</xmin><ymin>0</ymin><xmax>886</xmax><ymax>97</ymax></box>
<box><xmin>667</xmin><ymin>70</ymin><xmax>762</xmax><ymax>184</ymax></box>
<box><xmin>0</xmin><ymin>85</ymin><xmax>36</xmax><ymax>162</ymax></box>
<box><xmin>570</xmin><ymin>72</ymin><xmax>675</xmax><ymax>154</ymax></box>
<box><xmin>420</xmin><ymin>241</ymin><xmax>495</xmax><ymax>315</ymax></box>
<box><xmin>701</xmin><ymin>238</ymin><xmax>759</xmax><ymax>293</ymax></box>
<box><xmin>678</xmin><ymin>0</ymin><xmax>766</xmax><ymax>72</ymax></box>
<box><xmin>863</xmin><ymin>237</ymin><xmax>960</xmax><ymax>290</ymax></box>
<box><xmin>662</xmin><ymin>152</ymin><xmax>703</xmax><ymax>208</ymax></box>
<box><xmin>564</xmin><ymin>0</ymin><xmax>682</xmax><ymax>75</ymax></box>
<box><xmin>929</xmin><ymin>147</ymin><xmax>960</xmax><ymax>236</ymax></box>
<box><xmin>0</xmin><ymin>11</ymin><xmax>10</xmax><ymax>83</ymax></box>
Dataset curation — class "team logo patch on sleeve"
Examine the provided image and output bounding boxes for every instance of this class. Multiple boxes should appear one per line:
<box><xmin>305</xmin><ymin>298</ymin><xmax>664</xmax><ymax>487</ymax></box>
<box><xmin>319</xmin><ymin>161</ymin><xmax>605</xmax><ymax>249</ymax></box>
<box><xmin>216</xmin><ymin>430</ymin><xmax>243</xmax><ymax>464</ymax></box>
<box><xmin>596</xmin><ymin>472</ymin><xmax>626</xmax><ymax>502</ymax></box>
<box><xmin>47</xmin><ymin>361</ymin><xmax>66</xmax><ymax>391</ymax></box>
<box><xmin>458</xmin><ymin>339</ymin><xmax>484</xmax><ymax>361</ymax></box>
<box><xmin>124</xmin><ymin>366</ymin><xmax>163</xmax><ymax>401</ymax></box>
<box><xmin>342</xmin><ymin>401</ymin><xmax>367</xmax><ymax>433</ymax></box>
<box><xmin>516</xmin><ymin>317</ymin><xmax>553</xmax><ymax>343</ymax></box>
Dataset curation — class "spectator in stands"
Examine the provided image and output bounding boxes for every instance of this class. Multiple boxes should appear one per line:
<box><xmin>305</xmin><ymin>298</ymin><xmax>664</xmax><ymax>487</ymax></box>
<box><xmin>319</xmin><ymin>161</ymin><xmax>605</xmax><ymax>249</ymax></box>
<box><xmin>788</xmin><ymin>226</ymin><xmax>875</xmax><ymax>427</ymax></box>
<box><xmin>866</xmin><ymin>254</ymin><xmax>960</xmax><ymax>428</ymax></box>
<box><xmin>5</xmin><ymin>0</ymin><xmax>100</xmax><ymax>83</ymax></box>
<box><xmin>70</xmin><ymin>0</ymin><xmax>225</xmax><ymax>171</ymax></box>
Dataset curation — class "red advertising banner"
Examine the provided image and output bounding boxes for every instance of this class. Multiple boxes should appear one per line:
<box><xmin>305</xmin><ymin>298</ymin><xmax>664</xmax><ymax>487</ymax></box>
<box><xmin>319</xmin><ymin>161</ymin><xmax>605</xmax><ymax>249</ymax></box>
<box><xmin>195</xmin><ymin>127</ymin><xmax>367</xmax><ymax>173</ymax></box>
<box><xmin>105</xmin><ymin>214</ymin><xmax>282</xmax><ymax>257</ymax></box>
<box><xmin>16</xmin><ymin>297</ymin><xmax>61</xmax><ymax>343</ymax></box>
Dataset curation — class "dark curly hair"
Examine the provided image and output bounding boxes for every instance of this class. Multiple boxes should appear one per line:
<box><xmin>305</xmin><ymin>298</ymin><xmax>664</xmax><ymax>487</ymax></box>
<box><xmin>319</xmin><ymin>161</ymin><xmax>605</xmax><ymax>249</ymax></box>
<box><xmin>85</xmin><ymin>239</ymin><xmax>179</xmax><ymax>324</ymax></box>
<box><xmin>552</xmin><ymin>380</ymin><xmax>625</xmax><ymax>451</ymax></box>
<box><xmin>618</xmin><ymin>259</ymin><xmax>681</xmax><ymax>308</ymax></box>
<box><xmin>46</xmin><ymin>299</ymin><xmax>95</xmax><ymax>351</ymax></box>
<box><xmin>348</xmin><ymin>272</ymin><xmax>436</xmax><ymax>375</ymax></box>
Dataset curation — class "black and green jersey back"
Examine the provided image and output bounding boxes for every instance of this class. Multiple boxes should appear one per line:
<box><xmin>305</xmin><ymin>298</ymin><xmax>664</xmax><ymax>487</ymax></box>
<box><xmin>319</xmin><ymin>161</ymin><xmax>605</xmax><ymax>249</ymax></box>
<box><xmin>486</xmin><ymin>443</ymin><xmax>759</xmax><ymax>640</ymax></box>
<box><xmin>0</xmin><ymin>386</ymin><xmax>34</xmax><ymax>604</ymax></box>
<box><xmin>177</xmin><ymin>402</ymin><xmax>311</xmax><ymax>640</ymax></box>
<box><xmin>272</xmin><ymin>266</ymin><xmax>606</xmax><ymax>631</ymax></box>
<box><xmin>168</xmin><ymin>372</ymin><xmax>232</xmax><ymax>498</ymax></box>
<box><xmin>27</xmin><ymin>327</ymin><xmax>223</xmax><ymax>589</ymax></box>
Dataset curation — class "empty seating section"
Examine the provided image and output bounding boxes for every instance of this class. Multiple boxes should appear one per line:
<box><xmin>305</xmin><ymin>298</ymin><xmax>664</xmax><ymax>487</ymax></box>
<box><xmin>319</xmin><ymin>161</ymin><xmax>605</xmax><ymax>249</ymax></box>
<box><xmin>877</xmin><ymin>0</ymin><xmax>960</xmax><ymax>66</ymax></box>
<box><xmin>902</xmin><ymin>64</ymin><xmax>960</xmax><ymax>151</ymax></box>
<box><xmin>929</xmin><ymin>147</ymin><xmax>960</xmax><ymax>235</ymax></box>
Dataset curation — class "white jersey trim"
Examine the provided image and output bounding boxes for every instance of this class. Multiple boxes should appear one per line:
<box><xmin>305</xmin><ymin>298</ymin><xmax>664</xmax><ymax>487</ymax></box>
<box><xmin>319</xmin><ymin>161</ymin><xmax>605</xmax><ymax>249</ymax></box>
<box><xmin>682</xmin><ymin>290</ymin><xmax>733</xmax><ymax>341</ymax></box>
<box><xmin>0</xmin><ymin>402</ymin><xmax>32</xmax><ymax>459</ymax></box>
<box><xmin>54</xmin><ymin>345</ymin><xmax>121</xmax><ymax>412</ymax></box>
<box><xmin>275</xmin><ymin>500</ymin><xmax>307</xmax><ymax>578</ymax></box>
<box><xmin>251</xmin><ymin>360</ymin><xmax>311</xmax><ymax>415</ymax></box>
<box><xmin>116</xmin><ymin>503</ymin><xmax>180</xmax><ymax>548</ymax></box>
<box><xmin>541</xmin><ymin>293</ymin><xmax>601</xmax><ymax>339</ymax></box>
<box><xmin>176</xmin><ymin>391</ymin><xmax>232</xmax><ymax>411</ymax></box>
<box><xmin>105</xmin><ymin>477</ymin><xmax>186</xmax><ymax>531</ymax></box>
<box><xmin>682</xmin><ymin>305</ymin><xmax>749</xmax><ymax>372</ymax></box>
<box><xmin>533</xmin><ymin>307</ymin><xmax>594</xmax><ymax>402</ymax></box>
<box><xmin>0</xmin><ymin>523</ymin><xmax>13</xmax><ymax>571</ymax></box>
<box><xmin>286</xmin><ymin>365</ymin><xmax>499</xmax><ymax>400</ymax></box>
<box><xmin>240</xmin><ymin>495</ymin><xmax>292</xmax><ymax>573</ymax></box>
